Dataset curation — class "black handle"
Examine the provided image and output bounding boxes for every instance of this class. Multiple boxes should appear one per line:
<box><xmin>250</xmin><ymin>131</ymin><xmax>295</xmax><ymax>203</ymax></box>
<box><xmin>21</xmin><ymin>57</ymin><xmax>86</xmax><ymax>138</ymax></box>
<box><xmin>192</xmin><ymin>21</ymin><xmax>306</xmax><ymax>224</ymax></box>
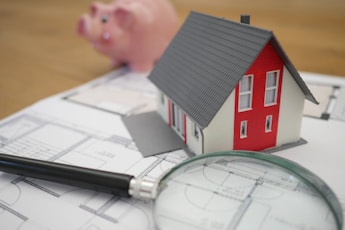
<box><xmin>0</xmin><ymin>153</ymin><xmax>134</xmax><ymax>197</ymax></box>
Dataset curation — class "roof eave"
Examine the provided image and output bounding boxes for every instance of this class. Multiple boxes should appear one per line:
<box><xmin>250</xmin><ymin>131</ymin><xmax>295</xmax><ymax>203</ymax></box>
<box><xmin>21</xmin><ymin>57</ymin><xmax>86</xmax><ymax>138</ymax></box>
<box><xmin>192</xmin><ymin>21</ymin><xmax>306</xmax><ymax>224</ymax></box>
<box><xmin>269</xmin><ymin>36</ymin><xmax>319</xmax><ymax>105</ymax></box>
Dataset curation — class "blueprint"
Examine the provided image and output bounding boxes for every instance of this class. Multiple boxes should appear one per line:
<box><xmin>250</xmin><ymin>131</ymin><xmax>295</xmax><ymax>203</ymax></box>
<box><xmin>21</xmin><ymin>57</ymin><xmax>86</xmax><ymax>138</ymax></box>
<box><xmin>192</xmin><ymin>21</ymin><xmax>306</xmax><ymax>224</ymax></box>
<box><xmin>65</xmin><ymin>69</ymin><xmax>157</xmax><ymax>116</ymax></box>
<box><xmin>303</xmin><ymin>72</ymin><xmax>345</xmax><ymax>122</ymax></box>
<box><xmin>0</xmin><ymin>70</ymin><xmax>189</xmax><ymax>230</ymax></box>
<box><xmin>0</xmin><ymin>68</ymin><xmax>344</xmax><ymax>229</ymax></box>
<box><xmin>155</xmin><ymin>156</ymin><xmax>339</xmax><ymax>230</ymax></box>
<box><xmin>0</xmin><ymin>108</ymin><xmax>188</xmax><ymax>229</ymax></box>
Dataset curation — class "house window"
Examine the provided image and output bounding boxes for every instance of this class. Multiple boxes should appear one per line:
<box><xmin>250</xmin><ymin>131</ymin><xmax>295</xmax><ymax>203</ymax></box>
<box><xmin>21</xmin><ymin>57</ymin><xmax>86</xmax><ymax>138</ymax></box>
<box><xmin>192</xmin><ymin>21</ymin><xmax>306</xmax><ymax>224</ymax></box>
<box><xmin>239</xmin><ymin>75</ymin><xmax>253</xmax><ymax>111</ymax></box>
<box><xmin>171</xmin><ymin>103</ymin><xmax>184</xmax><ymax>137</ymax></box>
<box><xmin>160</xmin><ymin>92</ymin><xmax>165</xmax><ymax>105</ymax></box>
<box><xmin>265</xmin><ymin>71</ymin><xmax>279</xmax><ymax>105</ymax></box>
<box><xmin>265</xmin><ymin>115</ymin><xmax>273</xmax><ymax>132</ymax></box>
<box><xmin>192</xmin><ymin>122</ymin><xmax>199</xmax><ymax>140</ymax></box>
<box><xmin>240</xmin><ymin>120</ymin><xmax>248</xmax><ymax>138</ymax></box>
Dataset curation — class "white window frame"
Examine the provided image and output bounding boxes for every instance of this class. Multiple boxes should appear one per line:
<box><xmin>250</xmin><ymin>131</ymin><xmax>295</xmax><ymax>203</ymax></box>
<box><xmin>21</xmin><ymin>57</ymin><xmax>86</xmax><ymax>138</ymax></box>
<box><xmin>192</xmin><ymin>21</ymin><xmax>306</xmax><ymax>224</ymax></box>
<box><xmin>171</xmin><ymin>102</ymin><xmax>184</xmax><ymax>137</ymax></box>
<box><xmin>265</xmin><ymin>70</ymin><xmax>279</xmax><ymax>106</ymax></box>
<box><xmin>160</xmin><ymin>92</ymin><xmax>165</xmax><ymax>105</ymax></box>
<box><xmin>240</xmin><ymin>120</ymin><xmax>248</xmax><ymax>138</ymax></box>
<box><xmin>192</xmin><ymin>122</ymin><xmax>200</xmax><ymax>140</ymax></box>
<box><xmin>238</xmin><ymin>75</ymin><xmax>254</xmax><ymax>112</ymax></box>
<box><xmin>265</xmin><ymin>115</ymin><xmax>273</xmax><ymax>132</ymax></box>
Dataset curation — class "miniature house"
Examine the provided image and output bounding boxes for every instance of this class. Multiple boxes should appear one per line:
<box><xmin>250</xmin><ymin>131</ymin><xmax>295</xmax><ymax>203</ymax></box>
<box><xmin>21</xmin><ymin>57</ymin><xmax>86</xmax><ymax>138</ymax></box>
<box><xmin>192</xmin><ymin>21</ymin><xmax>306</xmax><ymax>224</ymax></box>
<box><xmin>148</xmin><ymin>12</ymin><xmax>318</xmax><ymax>155</ymax></box>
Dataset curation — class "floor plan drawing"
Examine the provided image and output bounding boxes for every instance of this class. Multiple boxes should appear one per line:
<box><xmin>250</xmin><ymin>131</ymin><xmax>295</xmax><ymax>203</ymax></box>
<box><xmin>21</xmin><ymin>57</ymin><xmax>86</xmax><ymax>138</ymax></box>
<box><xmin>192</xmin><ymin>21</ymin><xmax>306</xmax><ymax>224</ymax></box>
<box><xmin>303</xmin><ymin>72</ymin><xmax>345</xmax><ymax>122</ymax></box>
<box><xmin>303</xmin><ymin>83</ymin><xmax>341</xmax><ymax>120</ymax></box>
<box><xmin>0</xmin><ymin>68</ymin><xmax>344</xmax><ymax>229</ymax></box>
<box><xmin>66</xmin><ymin>70</ymin><xmax>157</xmax><ymax>116</ymax></box>
<box><xmin>0</xmin><ymin>95</ymin><xmax>188</xmax><ymax>229</ymax></box>
<box><xmin>155</xmin><ymin>158</ymin><xmax>338</xmax><ymax>230</ymax></box>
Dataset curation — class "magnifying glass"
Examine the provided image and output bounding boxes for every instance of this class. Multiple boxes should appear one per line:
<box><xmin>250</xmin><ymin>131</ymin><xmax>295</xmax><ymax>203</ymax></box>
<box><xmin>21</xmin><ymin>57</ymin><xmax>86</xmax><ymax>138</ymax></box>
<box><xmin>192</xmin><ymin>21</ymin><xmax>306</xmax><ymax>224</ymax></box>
<box><xmin>0</xmin><ymin>151</ymin><xmax>343</xmax><ymax>230</ymax></box>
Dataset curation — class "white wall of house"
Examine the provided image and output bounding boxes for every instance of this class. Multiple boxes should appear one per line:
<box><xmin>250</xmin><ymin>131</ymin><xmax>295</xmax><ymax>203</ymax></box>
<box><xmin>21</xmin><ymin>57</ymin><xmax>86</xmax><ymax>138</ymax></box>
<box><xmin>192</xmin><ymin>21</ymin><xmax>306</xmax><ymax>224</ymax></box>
<box><xmin>202</xmin><ymin>91</ymin><xmax>236</xmax><ymax>154</ymax></box>
<box><xmin>156</xmin><ymin>91</ymin><xmax>169</xmax><ymax>123</ymax></box>
<box><xmin>276</xmin><ymin>66</ymin><xmax>305</xmax><ymax>146</ymax></box>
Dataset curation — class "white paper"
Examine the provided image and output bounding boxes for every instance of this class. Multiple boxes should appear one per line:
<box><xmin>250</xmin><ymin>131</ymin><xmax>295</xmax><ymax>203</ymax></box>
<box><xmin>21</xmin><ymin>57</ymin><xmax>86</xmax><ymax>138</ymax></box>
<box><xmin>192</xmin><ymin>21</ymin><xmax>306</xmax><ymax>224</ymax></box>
<box><xmin>0</xmin><ymin>69</ymin><xmax>344</xmax><ymax>229</ymax></box>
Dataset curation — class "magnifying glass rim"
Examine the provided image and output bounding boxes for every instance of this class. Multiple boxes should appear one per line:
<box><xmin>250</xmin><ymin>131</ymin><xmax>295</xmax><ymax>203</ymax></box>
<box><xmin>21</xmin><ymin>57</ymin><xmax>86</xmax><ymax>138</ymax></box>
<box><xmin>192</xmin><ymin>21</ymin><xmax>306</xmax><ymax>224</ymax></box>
<box><xmin>156</xmin><ymin>150</ymin><xmax>343</xmax><ymax>229</ymax></box>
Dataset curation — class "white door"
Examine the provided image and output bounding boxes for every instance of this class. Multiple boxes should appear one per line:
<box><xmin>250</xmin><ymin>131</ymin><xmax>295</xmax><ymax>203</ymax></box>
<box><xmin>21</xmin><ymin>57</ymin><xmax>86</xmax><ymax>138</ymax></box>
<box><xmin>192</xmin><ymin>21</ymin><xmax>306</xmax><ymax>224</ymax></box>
<box><xmin>171</xmin><ymin>102</ymin><xmax>185</xmax><ymax>138</ymax></box>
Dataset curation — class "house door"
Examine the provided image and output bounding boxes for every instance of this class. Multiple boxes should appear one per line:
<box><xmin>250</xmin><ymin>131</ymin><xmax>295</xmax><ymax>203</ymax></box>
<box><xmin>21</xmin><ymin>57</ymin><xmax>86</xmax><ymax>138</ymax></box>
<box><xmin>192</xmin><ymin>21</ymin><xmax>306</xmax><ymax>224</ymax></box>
<box><xmin>171</xmin><ymin>102</ymin><xmax>185</xmax><ymax>139</ymax></box>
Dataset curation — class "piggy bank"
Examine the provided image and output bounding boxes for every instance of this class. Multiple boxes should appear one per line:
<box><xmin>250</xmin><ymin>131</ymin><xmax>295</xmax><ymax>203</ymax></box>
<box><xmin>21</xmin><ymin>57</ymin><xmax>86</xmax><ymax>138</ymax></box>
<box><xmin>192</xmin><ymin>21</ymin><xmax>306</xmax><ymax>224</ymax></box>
<box><xmin>77</xmin><ymin>0</ymin><xmax>179</xmax><ymax>72</ymax></box>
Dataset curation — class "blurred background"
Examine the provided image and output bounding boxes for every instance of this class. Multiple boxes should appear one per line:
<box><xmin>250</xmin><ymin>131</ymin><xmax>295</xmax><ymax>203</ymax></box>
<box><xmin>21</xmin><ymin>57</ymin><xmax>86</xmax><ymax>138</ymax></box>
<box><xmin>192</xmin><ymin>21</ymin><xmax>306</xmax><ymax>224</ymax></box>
<box><xmin>0</xmin><ymin>0</ymin><xmax>345</xmax><ymax>118</ymax></box>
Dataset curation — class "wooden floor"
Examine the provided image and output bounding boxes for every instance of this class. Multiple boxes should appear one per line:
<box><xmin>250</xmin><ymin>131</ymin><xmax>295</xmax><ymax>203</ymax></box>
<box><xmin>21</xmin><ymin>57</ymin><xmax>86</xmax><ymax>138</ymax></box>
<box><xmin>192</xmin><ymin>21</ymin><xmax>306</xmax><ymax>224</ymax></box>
<box><xmin>0</xmin><ymin>0</ymin><xmax>345</xmax><ymax>119</ymax></box>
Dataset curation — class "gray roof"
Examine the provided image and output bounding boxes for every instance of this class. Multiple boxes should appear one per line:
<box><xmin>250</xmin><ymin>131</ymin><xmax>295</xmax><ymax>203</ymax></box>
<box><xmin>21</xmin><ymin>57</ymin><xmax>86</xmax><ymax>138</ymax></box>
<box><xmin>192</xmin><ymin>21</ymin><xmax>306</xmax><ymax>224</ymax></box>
<box><xmin>148</xmin><ymin>11</ymin><xmax>318</xmax><ymax>129</ymax></box>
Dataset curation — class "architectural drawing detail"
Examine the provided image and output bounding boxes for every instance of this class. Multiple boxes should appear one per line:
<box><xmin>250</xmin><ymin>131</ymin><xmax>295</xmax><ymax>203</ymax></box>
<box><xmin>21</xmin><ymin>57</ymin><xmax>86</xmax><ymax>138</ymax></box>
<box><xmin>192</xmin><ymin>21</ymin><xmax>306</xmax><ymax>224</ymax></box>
<box><xmin>0</xmin><ymin>112</ymin><xmax>188</xmax><ymax>229</ymax></box>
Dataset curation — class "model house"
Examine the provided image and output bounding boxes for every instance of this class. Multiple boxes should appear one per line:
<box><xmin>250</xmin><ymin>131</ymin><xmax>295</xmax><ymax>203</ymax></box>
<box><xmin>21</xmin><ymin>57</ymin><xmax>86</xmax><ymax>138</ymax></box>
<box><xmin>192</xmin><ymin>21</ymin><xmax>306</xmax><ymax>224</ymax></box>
<box><xmin>148</xmin><ymin>12</ymin><xmax>318</xmax><ymax>155</ymax></box>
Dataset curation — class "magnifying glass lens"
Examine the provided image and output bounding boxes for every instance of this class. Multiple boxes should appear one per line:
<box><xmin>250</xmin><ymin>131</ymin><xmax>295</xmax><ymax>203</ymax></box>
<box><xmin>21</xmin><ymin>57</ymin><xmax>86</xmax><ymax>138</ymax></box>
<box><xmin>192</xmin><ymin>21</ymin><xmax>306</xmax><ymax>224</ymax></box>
<box><xmin>153</xmin><ymin>152</ymin><xmax>341</xmax><ymax>230</ymax></box>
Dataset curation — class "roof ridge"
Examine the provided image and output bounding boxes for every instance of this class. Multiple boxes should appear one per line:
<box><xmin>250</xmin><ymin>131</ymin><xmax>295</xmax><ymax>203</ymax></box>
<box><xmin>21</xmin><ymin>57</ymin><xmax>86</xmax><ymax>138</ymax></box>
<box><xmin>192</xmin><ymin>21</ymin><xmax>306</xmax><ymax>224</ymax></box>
<box><xmin>189</xmin><ymin>11</ymin><xmax>273</xmax><ymax>35</ymax></box>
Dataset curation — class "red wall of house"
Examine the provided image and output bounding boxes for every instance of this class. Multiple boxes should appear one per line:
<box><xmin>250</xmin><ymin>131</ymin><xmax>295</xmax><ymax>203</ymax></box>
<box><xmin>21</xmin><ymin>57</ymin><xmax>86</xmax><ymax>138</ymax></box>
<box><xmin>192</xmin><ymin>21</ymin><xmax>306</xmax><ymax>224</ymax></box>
<box><xmin>233</xmin><ymin>42</ymin><xmax>284</xmax><ymax>151</ymax></box>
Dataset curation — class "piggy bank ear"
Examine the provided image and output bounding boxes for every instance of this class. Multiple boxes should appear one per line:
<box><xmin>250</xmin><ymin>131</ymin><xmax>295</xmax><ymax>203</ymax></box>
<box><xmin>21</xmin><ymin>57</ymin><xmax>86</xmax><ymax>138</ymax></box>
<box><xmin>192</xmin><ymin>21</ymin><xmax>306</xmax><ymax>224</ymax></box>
<box><xmin>114</xmin><ymin>7</ymin><xmax>134</xmax><ymax>29</ymax></box>
<box><xmin>90</xmin><ymin>2</ymin><xmax>100</xmax><ymax>17</ymax></box>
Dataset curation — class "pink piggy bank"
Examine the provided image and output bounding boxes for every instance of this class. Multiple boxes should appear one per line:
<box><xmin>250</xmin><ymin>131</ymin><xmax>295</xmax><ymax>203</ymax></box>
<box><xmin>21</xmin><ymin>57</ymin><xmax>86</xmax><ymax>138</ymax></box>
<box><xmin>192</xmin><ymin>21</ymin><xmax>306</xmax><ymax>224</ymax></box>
<box><xmin>77</xmin><ymin>0</ymin><xmax>179</xmax><ymax>72</ymax></box>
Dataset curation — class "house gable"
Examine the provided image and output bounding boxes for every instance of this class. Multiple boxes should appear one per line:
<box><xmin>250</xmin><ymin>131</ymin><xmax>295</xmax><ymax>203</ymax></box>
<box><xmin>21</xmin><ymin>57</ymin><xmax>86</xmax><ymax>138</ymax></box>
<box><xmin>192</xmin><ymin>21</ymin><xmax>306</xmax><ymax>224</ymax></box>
<box><xmin>234</xmin><ymin>42</ymin><xmax>284</xmax><ymax>151</ymax></box>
